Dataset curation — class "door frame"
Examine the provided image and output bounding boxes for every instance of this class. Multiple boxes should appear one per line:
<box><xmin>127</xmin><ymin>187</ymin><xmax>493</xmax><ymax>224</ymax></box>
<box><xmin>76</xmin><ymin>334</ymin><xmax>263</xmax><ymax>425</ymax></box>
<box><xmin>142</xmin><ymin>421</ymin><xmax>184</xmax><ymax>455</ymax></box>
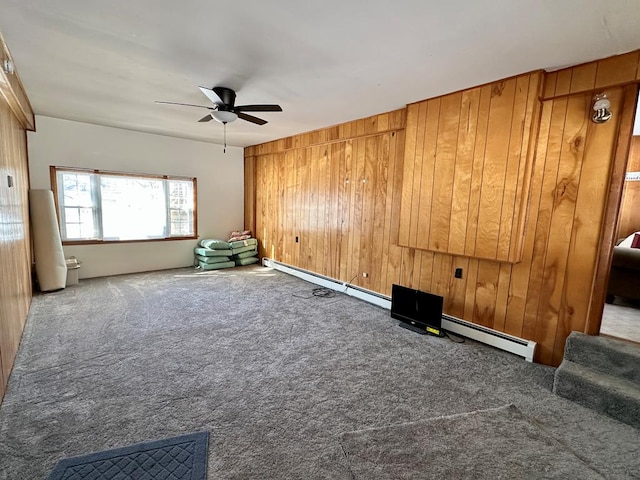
<box><xmin>586</xmin><ymin>84</ymin><xmax>639</xmax><ymax>335</ymax></box>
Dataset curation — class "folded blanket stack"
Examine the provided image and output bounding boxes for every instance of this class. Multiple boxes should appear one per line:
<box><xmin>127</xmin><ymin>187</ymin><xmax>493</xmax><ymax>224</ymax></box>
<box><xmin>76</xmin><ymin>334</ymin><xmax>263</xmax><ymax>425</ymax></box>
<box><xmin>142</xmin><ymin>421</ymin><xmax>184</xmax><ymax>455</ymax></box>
<box><xmin>194</xmin><ymin>239</ymin><xmax>235</xmax><ymax>270</ymax></box>
<box><xmin>228</xmin><ymin>230</ymin><xmax>260</xmax><ymax>266</ymax></box>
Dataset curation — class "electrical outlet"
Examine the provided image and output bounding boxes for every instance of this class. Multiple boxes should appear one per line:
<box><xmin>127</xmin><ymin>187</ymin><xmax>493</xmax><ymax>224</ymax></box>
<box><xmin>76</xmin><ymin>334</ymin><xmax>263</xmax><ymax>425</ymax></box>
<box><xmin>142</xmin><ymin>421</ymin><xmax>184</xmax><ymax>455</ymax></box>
<box><xmin>455</xmin><ymin>268</ymin><xmax>463</xmax><ymax>279</ymax></box>
<box><xmin>295</xmin><ymin>236</ymin><xmax>299</xmax><ymax>243</ymax></box>
<box><xmin>362</xmin><ymin>272</ymin><xmax>369</xmax><ymax>278</ymax></box>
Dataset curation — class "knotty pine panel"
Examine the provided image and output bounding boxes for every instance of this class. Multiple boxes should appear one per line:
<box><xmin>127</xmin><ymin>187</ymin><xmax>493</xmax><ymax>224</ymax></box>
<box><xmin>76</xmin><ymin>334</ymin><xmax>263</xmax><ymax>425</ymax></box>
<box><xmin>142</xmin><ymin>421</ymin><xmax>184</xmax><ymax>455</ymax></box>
<box><xmin>617</xmin><ymin>136</ymin><xmax>640</xmax><ymax>239</ymax></box>
<box><xmin>253</xmin><ymin>130</ymin><xmax>405</xmax><ymax>296</ymax></box>
<box><xmin>0</xmin><ymin>99</ymin><xmax>32</xmax><ymax>401</ymax></box>
<box><xmin>247</xmin><ymin>73</ymin><xmax>630</xmax><ymax>366</ymax></box>
<box><xmin>399</xmin><ymin>72</ymin><xmax>542</xmax><ymax>263</ymax></box>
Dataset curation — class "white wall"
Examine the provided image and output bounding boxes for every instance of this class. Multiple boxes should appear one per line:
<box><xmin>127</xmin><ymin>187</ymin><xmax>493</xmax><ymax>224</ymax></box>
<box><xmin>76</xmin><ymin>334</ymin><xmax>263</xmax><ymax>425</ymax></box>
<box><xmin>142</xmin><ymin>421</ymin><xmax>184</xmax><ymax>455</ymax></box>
<box><xmin>28</xmin><ymin>116</ymin><xmax>244</xmax><ymax>278</ymax></box>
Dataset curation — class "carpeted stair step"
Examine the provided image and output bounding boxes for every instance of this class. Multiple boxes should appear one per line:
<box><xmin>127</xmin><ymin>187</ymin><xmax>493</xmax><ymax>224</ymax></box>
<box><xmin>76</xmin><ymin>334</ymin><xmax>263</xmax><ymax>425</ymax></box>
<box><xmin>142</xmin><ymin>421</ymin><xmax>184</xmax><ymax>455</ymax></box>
<box><xmin>562</xmin><ymin>332</ymin><xmax>640</xmax><ymax>383</ymax></box>
<box><xmin>553</xmin><ymin>359</ymin><xmax>640</xmax><ymax>428</ymax></box>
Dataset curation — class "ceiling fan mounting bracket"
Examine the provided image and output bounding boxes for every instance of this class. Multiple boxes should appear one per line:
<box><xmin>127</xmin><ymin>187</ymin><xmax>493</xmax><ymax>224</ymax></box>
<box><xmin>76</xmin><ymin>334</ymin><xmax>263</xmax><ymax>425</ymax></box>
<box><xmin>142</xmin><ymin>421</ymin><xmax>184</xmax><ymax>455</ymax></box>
<box><xmin>213</xmin><ymin>86</ymin><xmax>236</xmax><ymax>108</ymax></box>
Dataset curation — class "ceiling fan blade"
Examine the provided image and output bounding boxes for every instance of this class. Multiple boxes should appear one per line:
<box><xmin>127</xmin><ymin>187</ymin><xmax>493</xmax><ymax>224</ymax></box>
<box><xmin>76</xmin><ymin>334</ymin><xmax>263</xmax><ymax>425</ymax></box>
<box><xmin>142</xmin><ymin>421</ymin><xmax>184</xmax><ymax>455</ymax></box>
<box><xmin>235</xmin><ymin>104</ymin><xmax>283</xmax><ymax>112</ymax></box>
<box><xmin>156</xmin><ymin>101</ymin><xmax>212</xmax><ymax>110</ymax></box>
<box><xmin>198</xmin><ymin>114</ymin><xmax>212</xmax><ymax>123</ymax></box>
<box><xmin>237</xmin><ymin>112</ymin><xmax>268</xmax><ymax>125</ymax></box>
<box><xmin>198</xmin><ymin>86</ymin><xmax>223</xmax><ymax>105</ymax></box>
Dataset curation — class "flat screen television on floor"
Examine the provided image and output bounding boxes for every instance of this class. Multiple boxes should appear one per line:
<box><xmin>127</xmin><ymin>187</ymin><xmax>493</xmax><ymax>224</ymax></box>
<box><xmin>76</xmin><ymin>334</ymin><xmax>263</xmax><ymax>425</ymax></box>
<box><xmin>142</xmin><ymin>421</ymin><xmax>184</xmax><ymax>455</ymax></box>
<box><xmin>391</xmin><ymin>284</ymin><xmax>444</xmax><ymax>336</ymax></box>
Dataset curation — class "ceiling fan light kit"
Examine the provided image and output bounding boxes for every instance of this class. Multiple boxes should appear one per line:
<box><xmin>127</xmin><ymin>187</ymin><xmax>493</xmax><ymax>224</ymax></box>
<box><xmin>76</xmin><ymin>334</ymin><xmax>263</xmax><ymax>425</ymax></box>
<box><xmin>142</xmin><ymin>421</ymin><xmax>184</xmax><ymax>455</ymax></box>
<box><xmin>210</xmin><ymin>110</ymin><xmax>238</xmax><ymax>124</ymax></box>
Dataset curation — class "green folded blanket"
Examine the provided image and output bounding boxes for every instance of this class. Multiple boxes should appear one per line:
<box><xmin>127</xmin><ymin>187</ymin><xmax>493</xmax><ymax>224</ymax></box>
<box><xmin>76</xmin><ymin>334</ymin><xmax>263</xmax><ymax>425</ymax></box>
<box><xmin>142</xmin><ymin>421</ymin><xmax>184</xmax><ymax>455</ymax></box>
<box><xmin>196</xmin><ymin>255</ymin><xmax>232</xmax><ymax>264</ymax></box>
<box><xmin>194</xmin><ymin>247</ymin><xmax>233</xmax><ymax>257</ymax></box>
<box><xmin>229</xmin><ymin>238</ymin><xmax>258</xmax><ymax>249</ymax></box>
<box><xmin>234</xmin><ymin>256</ymin><xmax>259</xmax><ymax>266</ymax></box>
<box><xmin>233</xmin><ymin>249</ymin><xmax>258</xmax><ymax>259</ymax></box>
<box><xmin>231</xmin><ymin>245</ymin><xmax>259</xmax><ymax>256</ymax></box>
<box><xmin>199</xmin><ymin>238</ymin><xmax>232</xmax><ymax>249</ymax></box>
<box><xmin>199</xmin><ymin>260</ymin><xmax>235</xmax><ymax>270</ymax></box>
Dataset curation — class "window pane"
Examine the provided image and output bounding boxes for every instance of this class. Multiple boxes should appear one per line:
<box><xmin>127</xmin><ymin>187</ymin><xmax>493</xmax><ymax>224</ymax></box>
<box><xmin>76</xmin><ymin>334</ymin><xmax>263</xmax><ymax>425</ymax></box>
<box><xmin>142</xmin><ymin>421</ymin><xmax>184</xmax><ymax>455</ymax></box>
<box><xmin>64</xmin><ymin>207</ymin><xmax>79</xmax><ymax>223</ymax></box>
<box><xmin>168</xmin><ymin>180</ymin><xmax>194</xmax><ymax>236</ymax></box>
<box><xmin>66</xmin><ymin>224</ymin><xmax>80</xmax><ymax>239</ymax></box>
<box><xmin>170</xmin><ymin>209</ymin><xmax>193</xmax><ymax>236</ymax></box>
<box><xmin>59</xmin><ymin>171</ymin><xmax>98</xmax><ymax>240</ymax></box>
<box><xmin>61</xmin><ymin>173</ymin><xmax>93</xmax><ymax>207</ymax></box>
<box><xmin>101</xmin><ymin>175</ymin><xmax>166</xmax><ymax>240</ymax></box>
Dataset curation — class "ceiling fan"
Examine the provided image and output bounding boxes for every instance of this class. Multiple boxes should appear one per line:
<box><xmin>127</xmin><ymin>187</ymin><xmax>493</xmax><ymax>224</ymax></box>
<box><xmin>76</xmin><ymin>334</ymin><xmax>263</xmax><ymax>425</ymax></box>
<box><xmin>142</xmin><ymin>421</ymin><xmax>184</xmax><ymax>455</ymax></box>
<box><xmin>156</xmin><ymin>86</ymin><xmax>282</xmax><ymax>126</ymax></box>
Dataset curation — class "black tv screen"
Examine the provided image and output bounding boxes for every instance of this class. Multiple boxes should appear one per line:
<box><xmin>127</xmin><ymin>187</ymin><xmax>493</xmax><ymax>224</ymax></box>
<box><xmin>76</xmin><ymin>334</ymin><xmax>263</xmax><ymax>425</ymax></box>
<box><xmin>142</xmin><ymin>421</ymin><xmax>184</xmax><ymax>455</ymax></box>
<box><xmin>391</xmin><ymin>284</ymin><xmax>443</xmax><ymax>335</ymax></box>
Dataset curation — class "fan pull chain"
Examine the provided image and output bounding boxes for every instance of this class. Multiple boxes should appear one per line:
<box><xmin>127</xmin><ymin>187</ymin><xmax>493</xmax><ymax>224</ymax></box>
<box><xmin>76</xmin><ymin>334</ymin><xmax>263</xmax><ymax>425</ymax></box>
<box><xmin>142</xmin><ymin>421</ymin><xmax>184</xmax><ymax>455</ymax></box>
<box><xmin>223</xmin><ymin>122</ymin><xmax>227</xmax><ymax>153</ymax></box>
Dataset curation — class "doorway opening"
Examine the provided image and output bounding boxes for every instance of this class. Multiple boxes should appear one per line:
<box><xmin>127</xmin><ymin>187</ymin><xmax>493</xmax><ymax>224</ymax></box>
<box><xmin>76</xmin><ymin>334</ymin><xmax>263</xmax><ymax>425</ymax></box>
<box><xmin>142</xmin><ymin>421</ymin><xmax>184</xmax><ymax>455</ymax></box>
<box><xmin>599</xmin><ymin>86</ymin><xmax>640</xmax><ymax>344</ymax></box>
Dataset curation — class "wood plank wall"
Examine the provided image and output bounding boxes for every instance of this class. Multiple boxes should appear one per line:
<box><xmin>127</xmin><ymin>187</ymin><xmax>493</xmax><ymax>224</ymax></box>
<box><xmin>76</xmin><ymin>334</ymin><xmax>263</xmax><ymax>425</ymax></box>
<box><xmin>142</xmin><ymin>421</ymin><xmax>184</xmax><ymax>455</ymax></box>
<box><xmin>399</xmin><ymin>72</ymin><xmax>542</xmax><ymax>263</ymax></box>
<box><xmin>245</xmin><ymin>111</ymin><xmax>407</xmax><ymax>295</ymax></box>
<box><xmin>617</xmin><ymin>136</ymin><xmax>640</xmax><ymax>239</ymax></box>
<box><xmin>0</xmin><ymin>33</ymin><xmax>34</xmax><ymax>402</ymax></box>
<box><xmin>0</xmin><ymin>100</ymin><xmax>32</xmax><ymax>401</ymax></box>
<box><xmin>246</xmin><ymin>51</ymin><xmax>640</xmax><ymax>366</ymax></box>
<box><xmin>543</xmin><ymin>50</ymin><xmax>640</xmax><ymax>100</ymax></box>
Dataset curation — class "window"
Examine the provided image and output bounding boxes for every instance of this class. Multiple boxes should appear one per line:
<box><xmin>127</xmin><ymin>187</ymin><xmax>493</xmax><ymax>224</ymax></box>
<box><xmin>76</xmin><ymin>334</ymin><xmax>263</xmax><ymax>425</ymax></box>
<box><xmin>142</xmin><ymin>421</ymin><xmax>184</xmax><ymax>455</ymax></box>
<box><xmin>51</xmin><ymin>166</ymin><xmax>197</xmax><ymax>243</ymax></box>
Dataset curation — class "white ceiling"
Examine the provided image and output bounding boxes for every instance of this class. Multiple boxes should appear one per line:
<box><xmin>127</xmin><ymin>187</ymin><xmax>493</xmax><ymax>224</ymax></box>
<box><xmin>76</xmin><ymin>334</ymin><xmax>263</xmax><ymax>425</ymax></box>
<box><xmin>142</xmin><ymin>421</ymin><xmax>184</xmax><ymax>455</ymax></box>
<box><xmin>1</xmin><ymin>0</ymin><xmax>640</xmax><ymax>147</ymax></box>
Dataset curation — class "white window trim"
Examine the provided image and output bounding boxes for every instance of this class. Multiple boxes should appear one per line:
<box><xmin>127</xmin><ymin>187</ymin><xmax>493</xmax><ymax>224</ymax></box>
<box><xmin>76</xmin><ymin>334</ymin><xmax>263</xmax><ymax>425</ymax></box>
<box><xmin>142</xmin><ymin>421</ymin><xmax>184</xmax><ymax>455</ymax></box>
<box><xmin>50</xmin><ymin>166</ymin><xmax>198</xmax><ymax>244</ymax></box>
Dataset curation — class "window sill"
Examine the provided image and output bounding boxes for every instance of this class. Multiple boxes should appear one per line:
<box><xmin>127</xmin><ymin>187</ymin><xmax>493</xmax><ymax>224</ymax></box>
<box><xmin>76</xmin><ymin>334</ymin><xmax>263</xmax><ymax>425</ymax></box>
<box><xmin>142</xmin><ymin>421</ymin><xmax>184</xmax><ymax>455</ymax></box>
<box><xmin>62</xmin><ymin>236</ymin><xmax>197</xmax><ymax>246</ymax></box>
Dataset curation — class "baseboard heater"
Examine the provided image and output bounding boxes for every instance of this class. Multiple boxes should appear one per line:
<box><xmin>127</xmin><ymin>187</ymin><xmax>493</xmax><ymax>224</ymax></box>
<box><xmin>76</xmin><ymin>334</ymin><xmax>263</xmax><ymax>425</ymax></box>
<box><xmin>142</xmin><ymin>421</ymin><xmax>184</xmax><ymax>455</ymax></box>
<box><xmin>262</xmin><ymin>258</ymin><xmax>536</xmax><ymax>362</ymax></box>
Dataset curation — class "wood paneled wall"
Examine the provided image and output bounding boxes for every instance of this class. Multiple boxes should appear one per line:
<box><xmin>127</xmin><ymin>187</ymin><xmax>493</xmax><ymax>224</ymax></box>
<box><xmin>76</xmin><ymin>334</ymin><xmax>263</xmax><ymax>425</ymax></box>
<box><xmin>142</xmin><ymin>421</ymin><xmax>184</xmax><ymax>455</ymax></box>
<box><xmin>617</xmin><ymin>136</ymin><xmax>640</xmax><ymax>239</ymax></box>
<box><xmin>399</xmin><ymin>72</ymin><xmax>542</xmax><ymax>263</ymax></box>
<box><xmin>0</xmin><ymin>33</ymin><xmax>34</xmax><ymax>402</ymax></box>
<box><xmin>0</xmin><ymin>101</ymin><xmax>32</xmax><ymax>400</ymax></box>
<box><xmin>543</xmin><ymin>50</ymin><xmax>640</xmax><ymax>100</ymax></box>
<box><xmin>246</xmin><ymin>111</ymin><xmax>407</xmax><ymax>295</ymax></box>
<box><xmin>246</xmin><ymin>51</ymin><xmax>639</xmax><ymax>366</ymax></box>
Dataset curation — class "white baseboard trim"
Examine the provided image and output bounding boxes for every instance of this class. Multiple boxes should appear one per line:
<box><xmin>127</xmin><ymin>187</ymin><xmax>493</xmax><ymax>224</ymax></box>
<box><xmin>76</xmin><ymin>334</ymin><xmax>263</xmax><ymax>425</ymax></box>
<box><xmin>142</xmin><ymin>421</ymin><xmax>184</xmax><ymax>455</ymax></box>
<box><xmin>262</xmin><ymin>258</ymin><xmax>537</xmax><ymax>362</ymax></box>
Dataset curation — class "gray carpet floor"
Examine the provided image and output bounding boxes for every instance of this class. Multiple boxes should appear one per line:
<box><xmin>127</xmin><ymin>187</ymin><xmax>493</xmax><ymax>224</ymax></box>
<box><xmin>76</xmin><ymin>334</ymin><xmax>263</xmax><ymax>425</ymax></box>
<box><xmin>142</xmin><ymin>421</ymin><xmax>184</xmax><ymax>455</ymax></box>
<box><xmin>1</xmin><ymin>266</ymin><xmax>639</xmax><ymax>479</ymax></box>
<box><xmin>340</xmin><ymin>405</ymin><xmax>606</xmax><ymax>479</ymax></box>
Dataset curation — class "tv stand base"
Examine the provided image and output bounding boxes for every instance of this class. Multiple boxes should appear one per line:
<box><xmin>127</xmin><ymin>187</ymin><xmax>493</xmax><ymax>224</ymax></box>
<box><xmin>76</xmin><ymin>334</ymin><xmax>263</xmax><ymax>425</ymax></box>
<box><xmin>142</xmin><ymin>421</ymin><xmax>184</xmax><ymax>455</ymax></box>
<box><xmin>398</xmin><ymin>322</ymin><xmax>427</xmax><ymax>335</ymax></box>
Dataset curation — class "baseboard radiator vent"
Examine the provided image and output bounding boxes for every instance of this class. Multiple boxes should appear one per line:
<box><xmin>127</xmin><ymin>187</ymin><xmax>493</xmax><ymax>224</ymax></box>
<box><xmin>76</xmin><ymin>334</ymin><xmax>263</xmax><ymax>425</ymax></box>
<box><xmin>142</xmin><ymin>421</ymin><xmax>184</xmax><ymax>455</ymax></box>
<box><xmin>262</xmin><ymin>258</ymin><xmax>536</xmax><ymax>362</ymax></box>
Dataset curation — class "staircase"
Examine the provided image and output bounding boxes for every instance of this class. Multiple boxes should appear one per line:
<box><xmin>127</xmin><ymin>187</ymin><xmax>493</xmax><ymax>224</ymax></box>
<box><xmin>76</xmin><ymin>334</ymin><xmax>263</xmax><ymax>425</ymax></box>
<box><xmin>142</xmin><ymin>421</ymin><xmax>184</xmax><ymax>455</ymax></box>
<box><xmin>553</xmin><ymin>332</ymin><xmax>640</xmax><ymax>429</ymax></box>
